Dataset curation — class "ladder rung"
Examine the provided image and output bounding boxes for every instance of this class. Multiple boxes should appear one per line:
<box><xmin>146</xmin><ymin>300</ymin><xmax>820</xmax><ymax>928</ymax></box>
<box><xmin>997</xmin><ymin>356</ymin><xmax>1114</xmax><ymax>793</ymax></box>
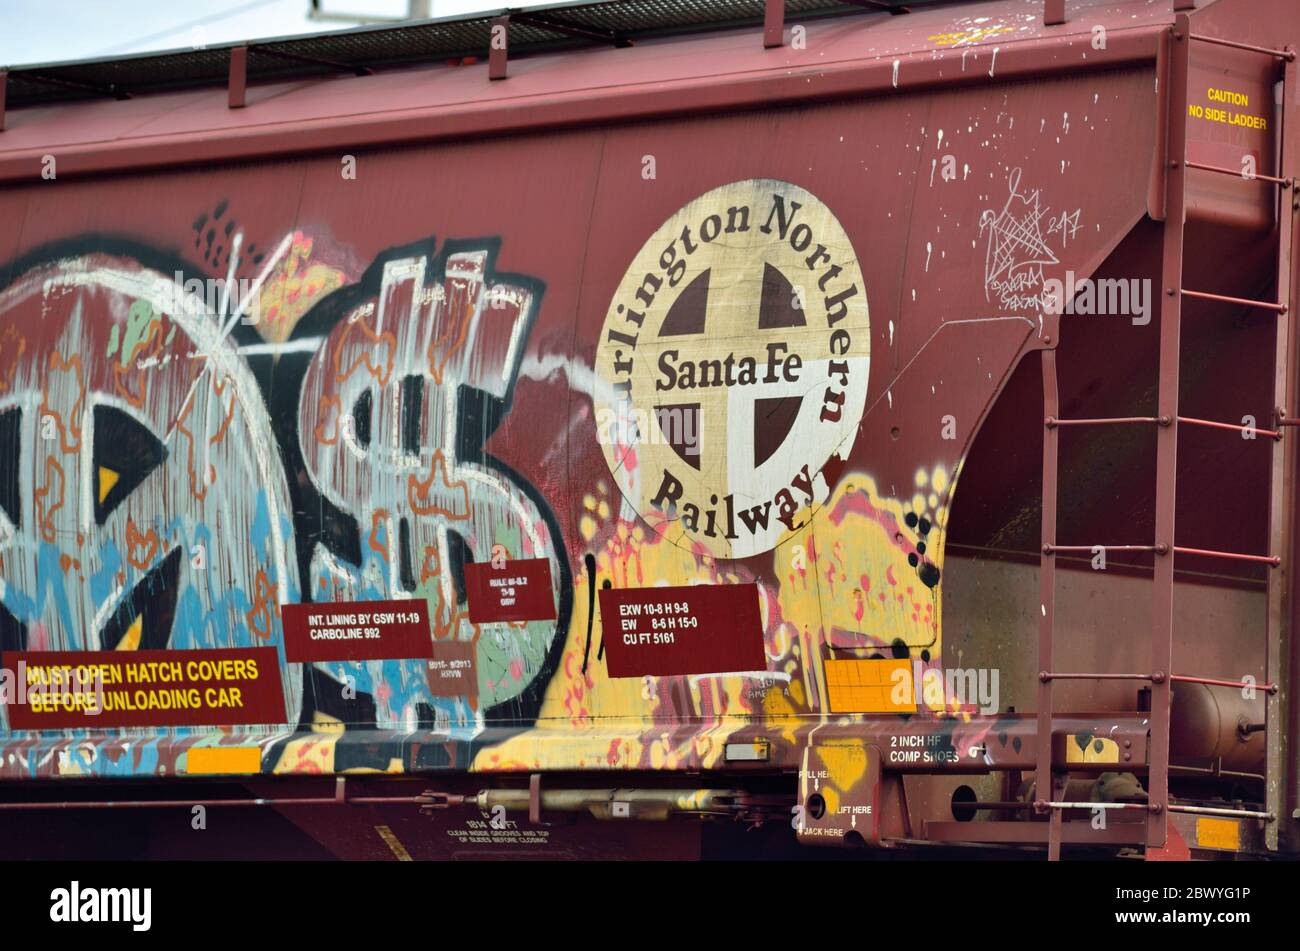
<box><xmin>1173</xmin><ymin>545</ymin><xmax>1280</xmax><ymax>567</ymax></box>
<box><xmin>1042</xmin><ymin>544</ymin><xmax>1159</xmax><ymax>555</ymax></box>
<box><xmin>1170</xmin><ymin>673</ymin><xmax>1278</xmax><ymax>693</ymax></box>
<box><xmin>1043</xmin><ymin>802</ymin><xmax>1274</xmax><ymax>821</ymax></box>
<box><xmin>1044</xmin><ymin>415</ymin><xmax>1281</xmax><ymax>438</ymax></box>
<box><xmin>1040</xmin><ymin>671</ymin><xmax>1277</xmax><ymax>691</ymax></box>
<box><xmin>1039</xmin><ymin>671</ymin><xmax>1154</xmax><ymax>682</ymax></box>
<box><xmin>1177</xmin><ymin>415</ymin><xmax>1281</xmax><ymax>439</ymax></box>
<box><xmin>1043</xmin><ymin>801</ymin><xmax>1146</xmax><ymax>810</ymax></box>
<box><xmin>1180</xmin><ymin>287</ymin><xmax>1287</xmax><ymax>312</ymax></box>
<box><xmin>1045</xmin><ymin>415</ymin><xmax>1162</xmax><ymax>428</ymax></box>
<box><xmin>1188</xmin><ymin>33</ymin><xmax>1296</xmax><ymax>61</ymax></box>
<box><xmin>1167</xmin><ymin>804</ymin><xmax>1274</xmax><ymax>821</ymax></box>
<box><xmin>1184</xmin><ymin>160</ymin><xmax>1293</xmax><ymax>187</ymax></box>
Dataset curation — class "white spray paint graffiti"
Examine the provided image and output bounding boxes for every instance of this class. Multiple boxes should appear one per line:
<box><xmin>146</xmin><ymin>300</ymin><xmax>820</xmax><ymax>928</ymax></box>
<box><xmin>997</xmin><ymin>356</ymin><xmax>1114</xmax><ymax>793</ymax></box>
<box><xmin>296</xmin><ymin>243</ymin><xmax>565</xmax><ymax>728</ymax></box>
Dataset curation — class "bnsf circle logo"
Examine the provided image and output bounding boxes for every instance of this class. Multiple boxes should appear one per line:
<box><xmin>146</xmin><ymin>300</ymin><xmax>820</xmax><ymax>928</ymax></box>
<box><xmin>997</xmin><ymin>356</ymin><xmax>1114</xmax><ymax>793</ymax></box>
<box><xmin>595</xmin><ymin>180</ymin><xmax>870</xmax><ymax>560</ymax></box>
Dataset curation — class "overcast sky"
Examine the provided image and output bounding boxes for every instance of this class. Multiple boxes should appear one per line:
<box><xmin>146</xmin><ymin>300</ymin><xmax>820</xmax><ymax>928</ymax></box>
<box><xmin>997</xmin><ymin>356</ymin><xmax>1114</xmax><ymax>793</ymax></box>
<box><xmin>1</xmin><ymin>0</ymin><xmax>511</xmax><ymax>66</ymax></box>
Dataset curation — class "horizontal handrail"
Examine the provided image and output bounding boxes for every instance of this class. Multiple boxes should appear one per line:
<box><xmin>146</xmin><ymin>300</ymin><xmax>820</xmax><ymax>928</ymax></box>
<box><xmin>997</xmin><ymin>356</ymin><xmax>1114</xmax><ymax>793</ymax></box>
<box><xmin>1043</xmin><ymin>544</ymin><xmax>1159</xmax><ymax>554</ymax></box>
<box><xmin>1173</xmin><ymin>545</ymin><xmax>1280</xmax><ymax>567</ymax></box>
<box><xmin>1039</xmin><ymin>671</ymin><xmax>1154</xmax><ymax>682</ymax></box>
<box><xmin>1189</xmin><ymin>33</ymin><xmax>1295</xmax><ymax>61</ymax></box>
<box><xmin>1185</xmin><ymin>160</ymin><xmax>1292</xmax><ymax>187</ymax></box>
<box><xmin>1170</xmin><ymin>673</ymin><xmax>1277</xmax><ymax>693</ymax></box>
<box><xmin>1178</xmin><ymin>415</ymin><xmax>1281</xmax><ymax>439</ymax></box>
<box><xmin>1045</xmin><ymin>415</ymin><xmax>1162</xmax><ymax>428</ymax></box>
<box><xmin>1181</xmin><ymin>287</ymin><xmax>1287</xmax><ymax>313</ymax></box>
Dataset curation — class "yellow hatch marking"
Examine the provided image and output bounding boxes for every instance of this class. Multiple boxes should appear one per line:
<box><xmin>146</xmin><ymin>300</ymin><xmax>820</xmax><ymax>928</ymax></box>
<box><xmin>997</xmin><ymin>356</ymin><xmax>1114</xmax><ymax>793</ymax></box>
<box><xmin>825</xmin><ymin>659</ymin><xmax>915</xmax><ymax>713</ymax></box>
<box><xmin>186</xmin><ymin>747</ymin><xmax>262</xmax><ymax>775</ymax></box>
<box><xmin>1196</xmin><ymin>817</ymin><xmax>1241</xmax><ymax>851</ymax></box>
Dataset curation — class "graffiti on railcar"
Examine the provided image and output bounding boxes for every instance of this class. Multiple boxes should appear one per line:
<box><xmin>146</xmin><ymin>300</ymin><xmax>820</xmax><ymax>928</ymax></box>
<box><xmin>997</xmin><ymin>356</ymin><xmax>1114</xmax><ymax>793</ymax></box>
<box><xmin>473</xmin><ymin>181</ymin><xmax>952</xmax><ymax>773</ymax></box>
<box><xmin>0</xmin><ymin>178</ymin><xmax>956</xmax><ymax>777</ymax></box>
<box><xmin>0</xmin><ymin>246</ymin><xmax>303</xmax><ymax>735</ymax></box>
<box><xmin>979</xmin><ymin>167</ymin><xmax>1082</xmax><ymax>313</ymax></box>
<box><xmin>0</xmin><ymin>232</ymin><xmax>569</xmax><ymax>751</ymax></box>
<box><xmin>277</xmin><ymin>237</ymin><xmax>570</xmax><ymax>734</ymax></box>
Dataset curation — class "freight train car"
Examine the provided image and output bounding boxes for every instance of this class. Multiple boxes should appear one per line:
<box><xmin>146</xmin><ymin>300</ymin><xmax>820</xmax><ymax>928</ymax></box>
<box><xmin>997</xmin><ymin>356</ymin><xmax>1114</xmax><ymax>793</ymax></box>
<box><xmin>0</xmin><ymin>0</ymin><xmax>1296</xmax><ymax>860</ymax></box>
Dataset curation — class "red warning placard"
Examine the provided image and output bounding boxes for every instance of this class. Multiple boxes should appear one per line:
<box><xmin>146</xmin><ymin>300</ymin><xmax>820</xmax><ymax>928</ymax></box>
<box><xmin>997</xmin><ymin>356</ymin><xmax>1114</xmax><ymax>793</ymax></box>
<box><xmin>598</xmin><ymin>583</ymin><xmax>766</xmax><ymax>678</ymax></box>
<box><xmin>281</xmin><ymin>599</ymin><xmax>432</xmax><ymax>662</ymax></box>
<box><xmin>1</xmin><ymin>647</ymin><xmax>286</xmax><ymax>730</ymax></box>
<box><xmin>465</xmin><ymin>559</ymin><xmax>557</xmax><ymax>624</ymax></box>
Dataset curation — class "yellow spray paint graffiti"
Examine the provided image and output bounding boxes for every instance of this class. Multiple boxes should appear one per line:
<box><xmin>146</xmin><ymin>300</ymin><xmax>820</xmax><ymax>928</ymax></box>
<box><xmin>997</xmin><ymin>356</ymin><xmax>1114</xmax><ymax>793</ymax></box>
<box><xmin>472</xmin><ymin>468</ymin><xmax>952</xmax><ymax>772</ymax></box>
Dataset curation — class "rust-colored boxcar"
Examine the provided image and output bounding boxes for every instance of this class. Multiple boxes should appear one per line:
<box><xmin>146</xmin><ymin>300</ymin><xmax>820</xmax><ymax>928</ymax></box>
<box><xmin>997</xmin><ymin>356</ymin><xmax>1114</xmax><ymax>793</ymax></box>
<box><xmin>0</xmin><ymin>0</ymin><xmax>1297</xmax><ymax>860</ymax></box>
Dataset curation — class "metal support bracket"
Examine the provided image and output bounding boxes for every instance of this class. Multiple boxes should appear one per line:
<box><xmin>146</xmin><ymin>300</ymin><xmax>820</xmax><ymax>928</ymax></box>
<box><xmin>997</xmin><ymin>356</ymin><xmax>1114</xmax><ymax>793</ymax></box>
<box><xmin>228</xmin><ymin>46</ymin><xmax>247</xmax><ymax>109</ymax></box>
<box><xmin>490</xmin><ymin>15</ymin><xmax>509</xmax><ymax>80</ymax></box>
<box><xmin>766</xmin><ymin>0</ymin><xmax>906</xmax><ymax>49</ymax></box>
<box><xmin>529</xmin><ymin>773</ymin><xmax>544</xmax><ymax>824</ymax></box>
<box><xmin>764</xmin><ymin>0</ymin><xmax>784</xmax><ymax>48</ymax></box>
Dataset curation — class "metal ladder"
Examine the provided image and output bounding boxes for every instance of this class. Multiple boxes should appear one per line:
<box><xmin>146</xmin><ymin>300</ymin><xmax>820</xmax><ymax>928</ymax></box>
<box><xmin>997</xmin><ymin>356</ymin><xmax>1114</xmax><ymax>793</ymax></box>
<box><xmin>1035</xmin><ymin>12</ymin><xmax>1297</xmax><ymax>860</ymax></box>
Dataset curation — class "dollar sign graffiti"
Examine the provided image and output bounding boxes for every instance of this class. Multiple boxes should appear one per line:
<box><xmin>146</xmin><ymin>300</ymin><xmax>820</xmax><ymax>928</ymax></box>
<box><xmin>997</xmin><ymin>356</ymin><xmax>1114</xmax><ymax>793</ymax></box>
<box><xmin>296</xmin><ymin>242</ymin><xmax>566</xmax><ymax>721</ymax></box>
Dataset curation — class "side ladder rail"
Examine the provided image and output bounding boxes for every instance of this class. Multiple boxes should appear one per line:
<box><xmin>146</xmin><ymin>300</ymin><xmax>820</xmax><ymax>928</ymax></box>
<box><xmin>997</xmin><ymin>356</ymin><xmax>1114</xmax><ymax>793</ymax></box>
<box><xmin>1266</xmin><ymin>43</ymin><xmax>1298</xmax><ymax>853</ymax></box>
<box><xmin>1037</xmin><ymin>348</ymin><xmax>1062</xmax><ymax>861</ymax></box>
<box><xmin>1151</xmin><ymin>18</ymin><xmax>1296</xmax><ymax>852</ymax></box>
<box><xmin>1149</xmin><ymin>13</ymin><xmax>1193</xmax><ymax>853</ymax></box>
<box><xmin>1032</xmin><ymin>15</ymin><xmax>1294</xmax><ymax>859</ymax></box>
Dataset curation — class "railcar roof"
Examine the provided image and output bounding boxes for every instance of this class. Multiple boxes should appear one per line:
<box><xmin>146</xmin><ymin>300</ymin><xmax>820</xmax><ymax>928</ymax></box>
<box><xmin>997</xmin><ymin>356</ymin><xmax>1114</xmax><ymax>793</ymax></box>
<box><xmin>3</xmin><ymin>0</ymin><xmax>964</xmax><ymax>104</ymax></box>
<box><xmin>0</xmin><ymin>0</ymin><xmax>1190</xmax><ymax>172</ymax></box>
